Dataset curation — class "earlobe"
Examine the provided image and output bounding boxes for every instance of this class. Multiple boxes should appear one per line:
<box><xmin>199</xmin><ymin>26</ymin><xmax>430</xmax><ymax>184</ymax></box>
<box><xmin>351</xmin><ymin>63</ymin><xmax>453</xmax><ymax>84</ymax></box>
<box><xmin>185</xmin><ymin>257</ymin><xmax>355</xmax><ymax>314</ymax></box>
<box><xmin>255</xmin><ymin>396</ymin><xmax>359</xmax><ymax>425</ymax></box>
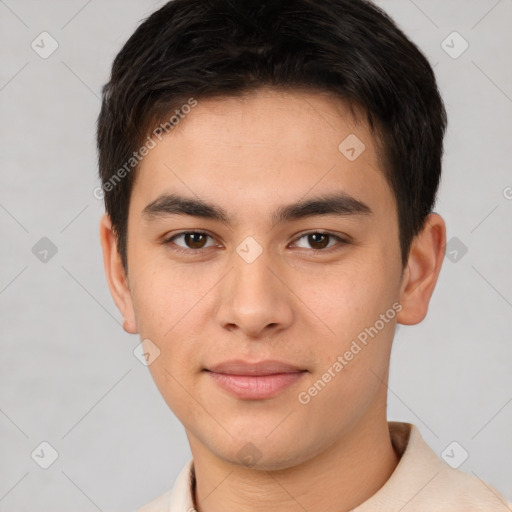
<box><xmin>397</xmin><ymin>213</ymin><xmax>446</xmax><ymax>325</ymax></box>
<box><xmin>99</xmin><ymin>214</ymin><xmax>138</xmax><ymax>334</ymax></box>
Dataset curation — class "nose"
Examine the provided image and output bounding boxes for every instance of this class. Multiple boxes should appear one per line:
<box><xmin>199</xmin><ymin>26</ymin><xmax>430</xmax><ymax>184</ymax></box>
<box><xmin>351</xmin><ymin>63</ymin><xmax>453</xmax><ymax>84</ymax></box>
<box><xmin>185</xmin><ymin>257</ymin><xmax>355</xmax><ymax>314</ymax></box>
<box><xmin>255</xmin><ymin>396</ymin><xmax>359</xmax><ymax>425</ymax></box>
<box><xmin>215</xmin><ymin>244</ymin><xmax>294</xmax><ymax>338</ymax></box>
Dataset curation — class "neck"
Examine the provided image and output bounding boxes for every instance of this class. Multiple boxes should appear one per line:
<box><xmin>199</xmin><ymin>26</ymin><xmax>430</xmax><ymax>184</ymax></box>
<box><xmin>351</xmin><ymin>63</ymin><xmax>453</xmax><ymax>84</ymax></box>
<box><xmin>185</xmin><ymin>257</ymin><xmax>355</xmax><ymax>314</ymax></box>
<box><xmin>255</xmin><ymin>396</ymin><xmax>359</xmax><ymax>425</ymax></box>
<box><xmin>188</xmin><ymin>409</ymin><xmax>399</xmax><ymax>512</ymax></box>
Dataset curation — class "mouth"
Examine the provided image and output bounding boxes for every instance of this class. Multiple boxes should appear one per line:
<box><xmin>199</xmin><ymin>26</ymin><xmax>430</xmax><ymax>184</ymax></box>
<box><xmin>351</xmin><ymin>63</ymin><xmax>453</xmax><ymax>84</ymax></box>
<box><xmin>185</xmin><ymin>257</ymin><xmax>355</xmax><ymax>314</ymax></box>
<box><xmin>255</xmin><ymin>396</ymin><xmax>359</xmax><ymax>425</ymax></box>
<box><xmin>203</xmin><ymin>359</ymin><xmax>307</xmax><ymax>400</ymax></box>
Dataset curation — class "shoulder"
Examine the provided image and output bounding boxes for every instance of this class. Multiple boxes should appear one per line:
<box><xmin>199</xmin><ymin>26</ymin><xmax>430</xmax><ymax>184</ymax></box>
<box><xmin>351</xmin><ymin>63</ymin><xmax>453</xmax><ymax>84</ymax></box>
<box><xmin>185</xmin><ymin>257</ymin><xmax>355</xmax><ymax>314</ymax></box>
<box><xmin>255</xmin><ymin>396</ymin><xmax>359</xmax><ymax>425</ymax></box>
<box><xmin>406</xmin><ymin>423</ymin><xmax>511</xmax><ymax>510</ymax></box>
<box><xmin>427</xmin><ymin>462</ymin><xmax>512</xmax><ymax>510</ymax></box>
<box><xmin>356</xmin><ymin>422</ymin><xmax>512</xmax><ymax>511</ymax></box>
<box><xmin>135</xmin><ymin>458</ymin><xmax>195</xmax><ymax>512</ymax></box>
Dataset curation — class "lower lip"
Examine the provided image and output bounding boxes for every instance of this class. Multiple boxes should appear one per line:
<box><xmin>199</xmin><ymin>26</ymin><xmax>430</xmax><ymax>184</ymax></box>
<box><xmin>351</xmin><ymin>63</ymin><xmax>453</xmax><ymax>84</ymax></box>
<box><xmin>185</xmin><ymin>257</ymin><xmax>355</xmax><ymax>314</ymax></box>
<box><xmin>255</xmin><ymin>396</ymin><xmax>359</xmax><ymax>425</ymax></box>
<box><xmin>206</xmin><ymin>371</ymin><xmax>305</xmax><ymax>400</ymax></box>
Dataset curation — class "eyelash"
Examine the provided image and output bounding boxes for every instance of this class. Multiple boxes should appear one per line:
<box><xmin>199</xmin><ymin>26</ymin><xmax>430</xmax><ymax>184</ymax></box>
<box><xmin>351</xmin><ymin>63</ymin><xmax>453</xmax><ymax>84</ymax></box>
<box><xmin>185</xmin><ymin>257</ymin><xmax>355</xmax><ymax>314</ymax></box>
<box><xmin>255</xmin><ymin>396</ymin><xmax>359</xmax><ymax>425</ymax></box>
<box><xmin>163</xmin><ymin>230</ymin><xmax>349</xmax><ymax>255</ymax></box>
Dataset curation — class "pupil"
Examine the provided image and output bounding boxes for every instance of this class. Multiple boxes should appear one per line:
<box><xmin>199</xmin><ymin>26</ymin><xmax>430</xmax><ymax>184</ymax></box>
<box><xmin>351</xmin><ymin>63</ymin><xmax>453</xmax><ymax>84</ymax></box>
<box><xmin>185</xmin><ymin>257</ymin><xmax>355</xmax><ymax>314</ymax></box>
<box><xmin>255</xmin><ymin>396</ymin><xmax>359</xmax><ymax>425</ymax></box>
<box><xmin>310</xmin><ymin>234</ymin><xmax>328</xmax><ymax>249</ymax></box>
<box><xmin>187</xmin><ymin>233</ymin><xmax>205</xmax><ymax>248</ymax></box>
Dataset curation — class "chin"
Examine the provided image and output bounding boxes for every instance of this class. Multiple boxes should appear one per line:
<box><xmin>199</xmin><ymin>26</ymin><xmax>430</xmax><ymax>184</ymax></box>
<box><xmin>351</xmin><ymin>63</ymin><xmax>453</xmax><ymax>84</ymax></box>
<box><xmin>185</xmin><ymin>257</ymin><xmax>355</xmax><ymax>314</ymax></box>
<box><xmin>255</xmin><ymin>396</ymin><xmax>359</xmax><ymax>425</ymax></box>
<box><xmin>213</xmin><ymin>436</ymin><xmax>317</xmax><ymax>473</ymax></box>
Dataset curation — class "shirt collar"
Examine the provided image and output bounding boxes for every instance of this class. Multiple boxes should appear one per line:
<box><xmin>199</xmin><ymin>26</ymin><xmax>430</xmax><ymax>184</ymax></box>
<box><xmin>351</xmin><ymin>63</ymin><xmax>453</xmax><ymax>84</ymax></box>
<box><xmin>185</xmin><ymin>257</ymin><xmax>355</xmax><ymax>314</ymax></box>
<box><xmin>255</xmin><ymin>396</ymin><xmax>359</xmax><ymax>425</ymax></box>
<box><xmin>161</xmin><ymin>421</ymin><xmax>510</xmax><ymax>511</ymax></box>
<box><xmin>168</xmin><ymin>421</ymin><xmax>415</xmax><ymax>511</ymax></box>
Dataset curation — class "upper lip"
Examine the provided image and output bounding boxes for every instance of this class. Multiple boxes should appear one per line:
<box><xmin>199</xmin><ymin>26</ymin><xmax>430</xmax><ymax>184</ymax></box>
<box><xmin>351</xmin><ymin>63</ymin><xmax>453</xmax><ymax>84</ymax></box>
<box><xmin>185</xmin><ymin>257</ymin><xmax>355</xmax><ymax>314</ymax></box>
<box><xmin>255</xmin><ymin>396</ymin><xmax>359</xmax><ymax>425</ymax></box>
<box><xmin>205</xmin><ymin>359</ymin><xmax>305</xmax><ymax>376</ymax></box>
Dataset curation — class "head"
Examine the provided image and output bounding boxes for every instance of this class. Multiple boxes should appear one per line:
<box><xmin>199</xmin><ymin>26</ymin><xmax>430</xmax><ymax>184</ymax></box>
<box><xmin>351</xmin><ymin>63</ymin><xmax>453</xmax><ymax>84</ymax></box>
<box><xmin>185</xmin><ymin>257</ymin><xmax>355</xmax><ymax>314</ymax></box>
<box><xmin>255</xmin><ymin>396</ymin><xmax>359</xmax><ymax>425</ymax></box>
<box><xmin>98</xmin><ymin>0</ymin><xmax>447</xmax><ymax>470</ymax></box>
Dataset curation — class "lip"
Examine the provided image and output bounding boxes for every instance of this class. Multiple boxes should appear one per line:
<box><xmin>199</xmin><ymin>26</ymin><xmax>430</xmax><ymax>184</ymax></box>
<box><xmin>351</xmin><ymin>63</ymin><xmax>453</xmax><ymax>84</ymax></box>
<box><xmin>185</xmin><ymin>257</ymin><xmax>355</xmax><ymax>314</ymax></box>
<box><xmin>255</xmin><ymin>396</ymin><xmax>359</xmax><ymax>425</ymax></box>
<box><xmin>206</xmin><ymin>359</ymin><xmax>304</xmax><ymax>375</ymax></box>
<box><xmin>204</xmin><ymin>359</ymin><xmax>307</xmax><ymax>400</ymax></box>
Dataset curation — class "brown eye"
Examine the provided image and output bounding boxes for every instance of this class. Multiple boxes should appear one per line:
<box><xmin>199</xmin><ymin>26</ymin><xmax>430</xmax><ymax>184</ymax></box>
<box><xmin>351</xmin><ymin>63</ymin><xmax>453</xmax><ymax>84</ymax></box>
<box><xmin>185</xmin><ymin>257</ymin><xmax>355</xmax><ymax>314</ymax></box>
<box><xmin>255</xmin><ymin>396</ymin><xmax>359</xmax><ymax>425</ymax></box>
<box><xmin>183</xmin><ymin>233</ymin><xmax>208</xmax><ymax>249</ymax></box>
<box><xmin>292</xmin><ymin>232</ymin><xmax>346</xmax><ymax>252</ymax></box>
<box><xmin>166</xmin><ymin>231</ymin><xmax>215</xmax><ymax>251</ymax></box>
<box><xmin>307</xmin><ymin>233</ymin><xmax>330</xmax><ymax>250</ymax></box>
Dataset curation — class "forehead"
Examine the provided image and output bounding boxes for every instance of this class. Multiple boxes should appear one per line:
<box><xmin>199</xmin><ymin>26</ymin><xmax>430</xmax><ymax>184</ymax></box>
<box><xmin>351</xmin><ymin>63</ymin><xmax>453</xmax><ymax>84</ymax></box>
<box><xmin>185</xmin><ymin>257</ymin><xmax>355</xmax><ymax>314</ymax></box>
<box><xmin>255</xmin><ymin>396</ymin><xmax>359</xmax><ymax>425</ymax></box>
<box><xmin>131</xmin><ymin>88</ymin><xmax>394</xmax><ymax>222</ymax></box>
<box><xmin>166</xmin><ymin>87</ymin><xmax>370</xmax><ymax>152</ymax></box>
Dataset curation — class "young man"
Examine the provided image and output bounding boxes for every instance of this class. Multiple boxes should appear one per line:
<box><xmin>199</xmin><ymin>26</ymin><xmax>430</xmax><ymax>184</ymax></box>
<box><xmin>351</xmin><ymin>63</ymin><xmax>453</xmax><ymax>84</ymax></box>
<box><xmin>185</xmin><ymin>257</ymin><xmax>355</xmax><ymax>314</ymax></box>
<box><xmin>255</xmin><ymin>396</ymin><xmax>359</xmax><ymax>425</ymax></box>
<box><xmin>97</xmin><ymin>0</ymin><xmax>512</xmax><ymax>510</ymax></box>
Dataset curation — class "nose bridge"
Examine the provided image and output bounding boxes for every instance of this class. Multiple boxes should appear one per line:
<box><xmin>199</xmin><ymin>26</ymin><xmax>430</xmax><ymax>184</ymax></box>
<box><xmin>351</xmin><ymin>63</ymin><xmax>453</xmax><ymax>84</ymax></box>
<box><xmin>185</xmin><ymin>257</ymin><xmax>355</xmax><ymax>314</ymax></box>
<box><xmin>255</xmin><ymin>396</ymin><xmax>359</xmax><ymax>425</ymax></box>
<box><xmin>216</xmin><ymin>236</ymin><xmax>293</xmax><ymax>335</ymax></box>
<box><xmin>232</xmin><ymin>237</ymin><xmax>278</xmax><ymax>304</ymax></box>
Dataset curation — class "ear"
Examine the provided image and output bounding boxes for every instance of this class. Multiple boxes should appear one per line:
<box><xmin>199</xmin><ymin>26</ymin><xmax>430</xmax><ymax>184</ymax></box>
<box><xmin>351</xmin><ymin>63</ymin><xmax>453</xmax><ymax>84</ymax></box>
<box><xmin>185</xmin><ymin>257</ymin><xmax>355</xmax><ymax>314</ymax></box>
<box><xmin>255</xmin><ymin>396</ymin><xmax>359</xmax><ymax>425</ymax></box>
<box><xmin>397</xmin><ymin>213</ymin><xmax>446</xmax><ymax>325</ymax></box>
<box><xmin>99</xmin><ymin>214</ymin><xmax>138</xmax><ymax>334</ymax></box>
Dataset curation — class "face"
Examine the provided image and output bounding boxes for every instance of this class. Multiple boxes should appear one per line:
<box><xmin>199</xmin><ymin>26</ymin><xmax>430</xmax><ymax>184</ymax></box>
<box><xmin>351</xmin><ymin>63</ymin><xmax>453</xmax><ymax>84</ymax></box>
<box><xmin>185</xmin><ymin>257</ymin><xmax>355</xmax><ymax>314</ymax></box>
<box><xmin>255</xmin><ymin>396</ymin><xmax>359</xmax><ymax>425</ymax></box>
<box><xmin>116</xmin><ymin>88</ymin><xmax>407</xmax><ymax>469</ymax></box>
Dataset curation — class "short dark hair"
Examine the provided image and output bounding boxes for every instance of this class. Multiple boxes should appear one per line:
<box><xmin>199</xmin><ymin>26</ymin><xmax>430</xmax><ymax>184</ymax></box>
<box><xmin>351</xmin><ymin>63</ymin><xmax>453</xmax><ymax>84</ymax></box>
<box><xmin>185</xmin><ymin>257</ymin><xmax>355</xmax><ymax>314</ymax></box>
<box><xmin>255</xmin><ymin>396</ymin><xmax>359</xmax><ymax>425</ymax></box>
<box><xmin>97</xmin><ymin>0</ymin><xmax>447</xmax><ymax>272</ymax></box>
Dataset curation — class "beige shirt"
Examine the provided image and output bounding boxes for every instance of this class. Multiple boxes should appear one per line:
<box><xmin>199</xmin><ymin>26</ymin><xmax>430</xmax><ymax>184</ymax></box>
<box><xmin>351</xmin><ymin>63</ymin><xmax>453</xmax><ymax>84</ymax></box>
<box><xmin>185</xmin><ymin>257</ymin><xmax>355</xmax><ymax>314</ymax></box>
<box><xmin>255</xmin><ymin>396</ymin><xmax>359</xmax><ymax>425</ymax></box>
<box><xmin>137</xmin><ymin>422</ymin><xmax>512</xmax><ymax>511</ymax></box>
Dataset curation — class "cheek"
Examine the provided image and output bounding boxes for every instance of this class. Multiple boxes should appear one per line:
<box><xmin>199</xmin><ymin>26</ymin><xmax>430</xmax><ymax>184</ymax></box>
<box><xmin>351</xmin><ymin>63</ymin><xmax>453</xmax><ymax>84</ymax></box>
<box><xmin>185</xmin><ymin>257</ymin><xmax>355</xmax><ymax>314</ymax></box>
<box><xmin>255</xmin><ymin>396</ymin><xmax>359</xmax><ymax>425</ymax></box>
<box><xmin>295</xmin><ymin>272</ymin><xmax>398</xmax><ymax>438</ymax></box>
<box><xmin>130</xmin><ymin>264</ymin><xmax>206</xmax><ymax>414</ymax></box>
<box><xmin>145</xmin><ymin>354</ymin><xmax>204</xmax><ymax>430</ymax></box>
<box><xmin>300</xmin><ymin>249</ymin><xmax>401</xmax><ymax>393</ymax></box>
<box><xmin>129</xmin><ymin>257</ymin><xmax>203</xmax><ymax>336</ymax></box>
<box><xmin>127</xmin><ymin>265</ymin><xmax>200</xmax><ymax>380</ymax></box>
<box><xmin>303</xmin><ymin>257</ymin><xmax>399</xmax><ymax>336</ymax></box>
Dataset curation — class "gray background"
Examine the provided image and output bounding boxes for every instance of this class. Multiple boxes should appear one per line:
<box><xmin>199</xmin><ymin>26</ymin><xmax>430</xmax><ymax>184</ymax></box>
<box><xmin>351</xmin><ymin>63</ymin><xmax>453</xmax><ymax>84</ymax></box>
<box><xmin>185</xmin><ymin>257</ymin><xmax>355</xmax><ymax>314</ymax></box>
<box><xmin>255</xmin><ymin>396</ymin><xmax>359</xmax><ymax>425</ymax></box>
<box><xmin>1</xmin><ymin>0</ymin><xmax>511</xmax><ymax>510</ymax></box>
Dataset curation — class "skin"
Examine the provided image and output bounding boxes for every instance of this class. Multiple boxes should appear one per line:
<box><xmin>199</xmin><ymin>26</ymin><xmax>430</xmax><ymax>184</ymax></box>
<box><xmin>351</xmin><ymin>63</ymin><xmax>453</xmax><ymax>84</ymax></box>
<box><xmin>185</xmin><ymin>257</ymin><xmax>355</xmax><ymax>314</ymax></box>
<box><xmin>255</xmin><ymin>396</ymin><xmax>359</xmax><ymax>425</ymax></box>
<box><xmin>100</xmin><ymin>87</ymin><xmax>446</xmax><ymax>512</ymax></box>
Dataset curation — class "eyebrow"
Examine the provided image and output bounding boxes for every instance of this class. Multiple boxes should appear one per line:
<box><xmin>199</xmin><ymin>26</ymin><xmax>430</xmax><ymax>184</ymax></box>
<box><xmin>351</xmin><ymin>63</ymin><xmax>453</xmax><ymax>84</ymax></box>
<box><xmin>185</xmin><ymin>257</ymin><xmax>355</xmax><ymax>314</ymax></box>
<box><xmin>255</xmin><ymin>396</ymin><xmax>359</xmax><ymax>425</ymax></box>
<box><xmin>142</xmin><ymin>191</ymin><xmax>372</xmax><ymax>227</ymax></box>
